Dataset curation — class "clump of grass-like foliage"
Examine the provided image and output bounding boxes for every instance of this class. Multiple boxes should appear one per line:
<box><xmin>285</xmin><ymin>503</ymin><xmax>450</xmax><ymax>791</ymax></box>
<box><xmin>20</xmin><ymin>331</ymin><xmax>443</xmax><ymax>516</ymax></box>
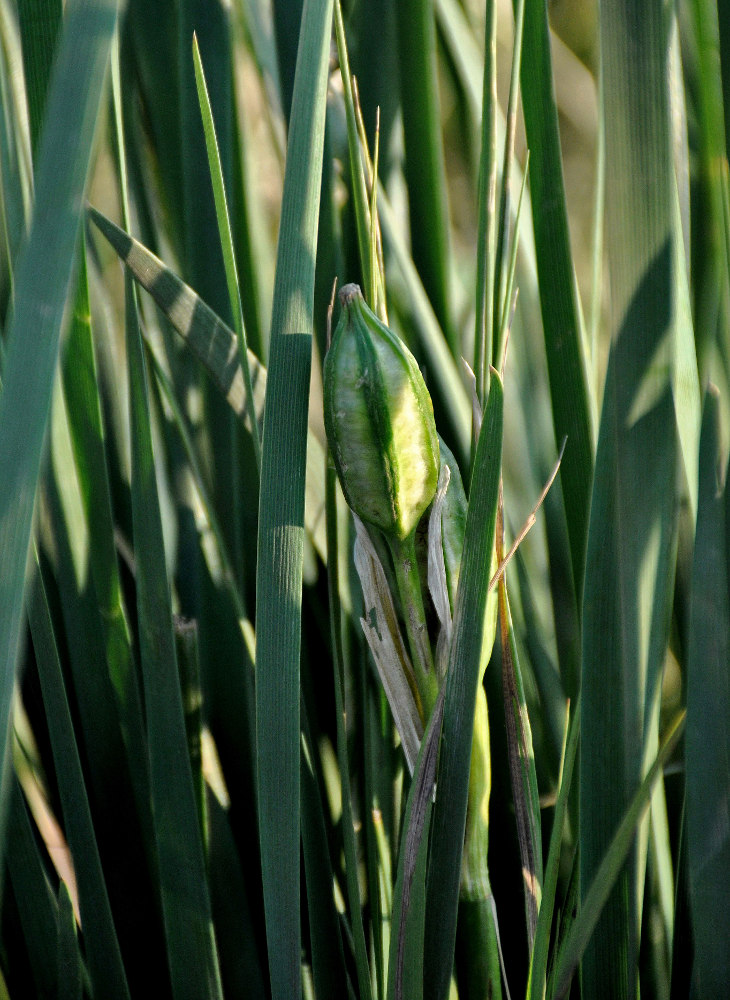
<box><xmin>0</xmin><ymin>0</ymin><xmax>727</xmax><ymax>998</ymax></box>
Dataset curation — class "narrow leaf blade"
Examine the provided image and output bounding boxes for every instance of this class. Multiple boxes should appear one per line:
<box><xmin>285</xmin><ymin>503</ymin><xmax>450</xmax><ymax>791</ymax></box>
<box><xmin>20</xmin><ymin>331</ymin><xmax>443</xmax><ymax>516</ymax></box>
<box><xmin>126</xmin><ymin>277</ymin><xmax>222</xmax><ymax>998</ymax></box>
<box><xmin>254</xmin><ymin>3</ymin><xmax>334</xmax><ymax>998</ymax></box>
<box><xmin>520</xmin><ymin>0</ymin><xmax>594</xmax><ymax>599</ymax></box>
<box><xmin>0</xmin><ymin>0</ymin><xmax>118</xmax><ymax>843</ymax></box>
<box><xmin>580</xmin><ymin>4</ymin><xmax>679</xmax><ymax>994</ymax></box>
<box><xmin>88</xmin><ymin>207</ymin><xmax>328</xmax><ymax>558</ymax></box>
<box><xmin>424</xmin><ymin>372</ymin><xmax>504</xmax><ymax>1000</ymax></box>
<box><xmin>685</xmin><ymin>386</ymin><xmax>730</xmax><ymax>994</ymax></box>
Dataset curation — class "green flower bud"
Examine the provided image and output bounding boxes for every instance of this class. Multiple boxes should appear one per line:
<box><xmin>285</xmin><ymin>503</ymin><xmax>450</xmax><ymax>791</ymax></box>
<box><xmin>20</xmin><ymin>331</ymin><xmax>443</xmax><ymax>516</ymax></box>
<box><xmin>324</xmin><ymin>284</ymin><xmax>440</xmax><ymax>541</ymax></box>
<box><xmin>415</xmin><ymin>436</ymin><xmax>467</xmax><ymax>611</ymax></box>
<box><xmin>440</xmin><ymin>442</ymin><xmax>470</xmax><ymax>605</ymax></box>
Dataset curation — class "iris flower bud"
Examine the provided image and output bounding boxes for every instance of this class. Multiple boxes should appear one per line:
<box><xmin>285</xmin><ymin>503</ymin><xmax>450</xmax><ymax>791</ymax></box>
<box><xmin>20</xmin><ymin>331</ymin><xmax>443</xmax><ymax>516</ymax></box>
<box><xmin>324</xmin><ymin>284</ymin><xmax>440</xmax><ymax>541</ymax></box>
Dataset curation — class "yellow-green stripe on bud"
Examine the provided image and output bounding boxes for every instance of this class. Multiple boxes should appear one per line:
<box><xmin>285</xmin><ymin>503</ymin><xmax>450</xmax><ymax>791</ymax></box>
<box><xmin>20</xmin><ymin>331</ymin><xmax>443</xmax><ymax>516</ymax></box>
<box><xmin>324</xmin><ymin>284</ymin><xmax>440</xmax><ymax>542</ymax></box>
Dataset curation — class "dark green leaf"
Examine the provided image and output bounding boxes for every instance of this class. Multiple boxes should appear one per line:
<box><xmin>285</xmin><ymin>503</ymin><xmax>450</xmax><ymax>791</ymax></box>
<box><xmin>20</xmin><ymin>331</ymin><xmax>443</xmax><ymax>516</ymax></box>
<box><xmin>553</xmin><ymin>713</ymin><xmax>684</xmax><ymax>999</ymax></box>
<box><xmin>57</xmin><ymin>880</ymin><xmax>82</xmax><ymax>1000</ymax></box>
<box><xmin>0</xmin><ymin>0</ymin><xmax>118</xmax><ymax>851</ymax></box>
<box><xmin>88</xmin><ymin>207</ymin><xmax>328</xmax><ymax>560</ymax></box>
<box><xmin>7</xmin><ymin>777</ymin><xmax>60</xmax><ymax>999</ymax></box>
<box><xmin>254</xmin><ymin>2</ymin><xmax>334</xmax><ymax>998</ymax></box>
<box><xmin>27</xmin><ymin>561</ymin><xmax>131</xmax><ymax>1000</ymax></box>
<box><xmin>580</xmin><ymin>4</ymin><xmax>680</xmax><ymax>994</ymax></box>
<box><xmin>126</xmin><ymin>275</ymin><xmax>223</xmax><ymax>997</ymax></box>
<box><xmin>424</xmin><ymin>371</ymin><xmax>504</xmax><ymax>1000</ymax></box>
<box><xmin>520</xmin><ymin>0</ymin><xmax>594</xmax><ymax>600</ymax></box>
<box><xmin>685</xmin><ymin>385</ymin><xmax>730</xmax><ymax>994</ymax></box>
<box><xmin>395</xmin><ymin>0</ymin><xmax>453</xmax><ymax>349</ymax></box>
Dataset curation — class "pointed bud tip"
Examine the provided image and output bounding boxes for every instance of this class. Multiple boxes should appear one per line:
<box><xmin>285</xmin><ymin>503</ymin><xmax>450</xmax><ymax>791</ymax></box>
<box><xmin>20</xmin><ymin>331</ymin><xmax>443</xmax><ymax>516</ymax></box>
<box><xmin>339</xmin><ymin>282</ymin><xmax>362</xmax><ymax>307</ymax></box>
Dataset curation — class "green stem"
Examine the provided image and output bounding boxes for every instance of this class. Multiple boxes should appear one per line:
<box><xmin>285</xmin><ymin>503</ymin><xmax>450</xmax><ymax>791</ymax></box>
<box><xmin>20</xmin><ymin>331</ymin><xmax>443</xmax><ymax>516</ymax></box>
<box><xmin>388</xmin><ymin>532</ymin><xmax>438</xmax><ymax>716</ymax></box>
<box><xmin>456</xmin><ymin>897</ymin><xmax>502</xmax><ymax>1000</ymax></box>
<box><xmin>458</xmin><ymin>647</ymin><xmax>501</xmax><ymax>997</ymax></box>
